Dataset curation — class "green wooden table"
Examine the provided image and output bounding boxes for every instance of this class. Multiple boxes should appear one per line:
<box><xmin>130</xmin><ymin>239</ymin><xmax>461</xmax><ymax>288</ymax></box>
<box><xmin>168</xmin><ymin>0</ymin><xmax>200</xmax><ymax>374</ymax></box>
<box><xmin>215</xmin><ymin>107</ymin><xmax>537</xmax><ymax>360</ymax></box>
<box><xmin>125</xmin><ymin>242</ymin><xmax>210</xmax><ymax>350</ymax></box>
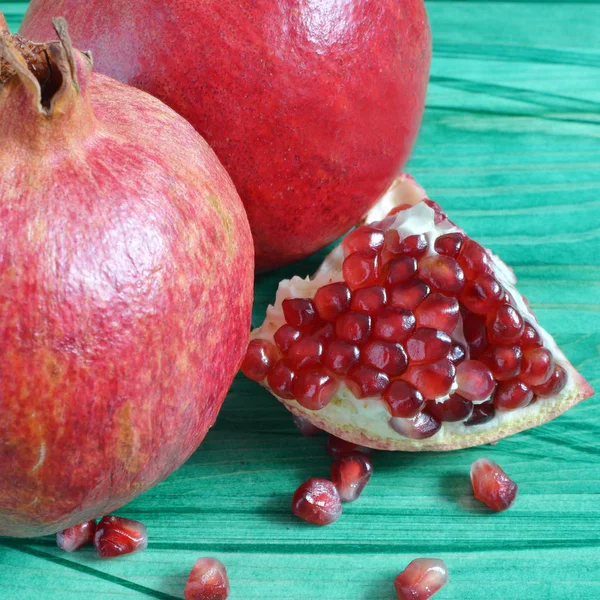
<box><xmin>2</xmin><ymin>2</ymin><xmax>599</xmax><ymax>598</ymax></box>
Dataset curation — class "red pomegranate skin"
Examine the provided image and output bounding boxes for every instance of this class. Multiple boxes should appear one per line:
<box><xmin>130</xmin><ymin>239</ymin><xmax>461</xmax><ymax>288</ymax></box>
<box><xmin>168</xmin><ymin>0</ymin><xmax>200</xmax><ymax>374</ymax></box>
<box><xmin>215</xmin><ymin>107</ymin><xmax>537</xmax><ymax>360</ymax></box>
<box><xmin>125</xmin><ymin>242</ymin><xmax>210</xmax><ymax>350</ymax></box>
<box><xmin>0</xmin><ymin>31</ymin><xmax>253</xmax><ymax>537</ymax></box>
<box><xmin>21</xmin><ymin>0</ymin><xmax>432</xmax><ymax>271</ymax></box>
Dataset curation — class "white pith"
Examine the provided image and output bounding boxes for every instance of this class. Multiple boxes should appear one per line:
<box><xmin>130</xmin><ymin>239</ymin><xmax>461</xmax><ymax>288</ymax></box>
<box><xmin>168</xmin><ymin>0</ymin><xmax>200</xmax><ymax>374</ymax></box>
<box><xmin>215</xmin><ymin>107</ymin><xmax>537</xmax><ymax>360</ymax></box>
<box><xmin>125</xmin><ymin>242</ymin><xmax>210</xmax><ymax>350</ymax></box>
<box><xmin>250</xmin><ymin>175</ymin><xmax>592</xmax><ymax>450</ymax></box>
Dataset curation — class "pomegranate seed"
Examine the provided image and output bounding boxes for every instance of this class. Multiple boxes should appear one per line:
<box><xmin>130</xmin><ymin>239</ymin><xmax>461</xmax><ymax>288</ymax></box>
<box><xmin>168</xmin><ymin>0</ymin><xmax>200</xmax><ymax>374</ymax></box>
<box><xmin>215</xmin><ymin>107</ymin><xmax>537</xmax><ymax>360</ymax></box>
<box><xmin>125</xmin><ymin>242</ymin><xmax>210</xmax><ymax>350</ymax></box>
<box><xmin>521</xmin><ymin>321</ymin><xmax>543</xmax><ymax>348</ymax></box>
<box><xmin>94</xmin><ymin>516</ymin><xmax>148</xmax><ymax>558</ymax></box>
<box><xmin>384</xmin><ymin>381</ymin><xmax>425</xmax><ymax>418</ymax></box>
<box><xmin>335</xmin><ymin>311</ymin><xmax>372</xmax><ymax>344</ymax></box>
<box><xmin>480</xmin><ymin>345</ymin><xmax>523</xmax><ymax>381</ymax></box>
<box><xmin>464</xmin><ymin>401</ymin><xmax>496</xmax><ymax>426</ymax></box>
<box><xmin>487</xmin><ymin>305</ymin><xmax>524</xmax><ymax>345</ymax></box>
<box><xmin>361</xmin><ymin>340</ymin><xmax>408</xmax><ymax>377</ymax></box>
<box><xmin>383</xmin><ymin>230</ymin><xmax>428</xmax><ymax>261</ymax></box>
<box><xmin>241</xmin><ymin>339</ymin><xmax>277</xmax><ymax>381</ymax></box>
<box><xmin>389</xmin><ymin>279</ymin><xmax>431</xmax><ymax>310</ymax></box>
<box><xmin>323</xmin><ymin>339</ymin><xmax>360</xmax><ymax>375</ymax></box>
<box><xmin>292</xmin><ymin>478</ymin><xmax>342</xmax><ymax>526</ymax></box>
<box><xmin>331</xmin><ymin>453</ymin><xmax>373</xmax><ymax>502</ymax></box>
<box><xmin>274</xmin><ymin>324</ymin><xmax>302</xmax><ymax>353</ymax></box>
<box><xmin>426</xmin><ymin>394</ymin><xmax>473</xmax><ymax>422</ymax></box>
<box><xmin>434</xmin><ymin>232</ymin><xmax>464</xmax><ymax>257</ymax></box>
<box><xmin>372</xmin><ymin>306</ymin><xmax>416</xmax><ymax>342</ymax></box>
<box><xmin>471</xmin><ymin>458</ymin><xmax>518</xmax><ymax>512</ymax></box>
<box><xmin>282</xmin><ymin>297</ymin><xmax>318</xmax><ymax>329</ymax></box>
<box><xmin>267</xmin><ymin>360</ymin><xmax>295</xmax><ymax>399</ymax></box>
<box><xmin>459</xmin><ymin>273</ymin><xmax>504</xmax><ymax>315</ymax></box>
<box><xmin>184</xmin><ymin>557</ymin><xmax>230</xmax><ymax>600</ymax></box>
<box><xmin>56</xmin><ymin>520</ymin><xmax>96</xmax><ymax>552</ymax></box>
<box><xmin>308</xmin><ymin>321</ymin><xmax>335</xmax><ymax>343</ymax></box>
<box><xmin>394</xmin><ymin>558</ymin><xmax>448</xmax><ymax>600</ymax></box>
<box><xmin>418</xmin><ymin>255</ymin><xmax>465</xmax><ymax>294</ymax></box>
<box><xmin>458</xmin><ymin>238</ymin><xmax>493</xmax><ymax>277</ymax></box>
<box><xmin>292</xmin><ymin>368</ymin><xmax>339</xmax><ymax>410</ymax></box>
<box><xmin>520</xmin><ymin>347</ymin><xmax>554</xmax><ymax>387</ymax></box>
<box><xmin>406</xmin><ymin>328</ymin><xmax>452</xmax><ymax>364</ymax></box>
<box><xmin>384</xmin><ymin>256</ymin><xmax>418</xmax><ymax>286</ymax></box>
<box><xmin>347</xmin><ymin>365</ymin><xmax>390</xmax><ymax>398</ymax></box>
<box><xmin>463</xmin><ymin>313</ymin><xmax>488</xmax><ymax>358</ymax></box>
<box><xmin>342</xmin><ymin>225</ymin><xmax>385</xmax><ymax>256</ymax></box>
<box><xmin>389</xmin><ymin>412</ymin><xmax>441</xmax><ymax>439</ymax></box>
<box><xmin>314</xmin><ymin>282</ymin><xmax>351</xmax><ymax>321</ymax></box>
<box><xmin>326</xmin><ymin>434</ymin><xmax>371</xmax><ymax>459</ymax></box>
<box><xmin>533</xmin><ymin>364</ymin><xmax>568</xmax><ymax>397</ymax></box>
<box><xmin>342</xmin><ymin>250</ymin><xmax>381</xmax><ymax>290</ymax></box>
<box><xmin>447</xmin><ymin>343</ymin><xmax>466</xmax><ymax>363</ymax></box>
<box><xmin>415</xmin><ymin>293</ymin><xmax>459</xmax><ymax>335</ymax></box>
<box><xmin>455</xmin><ymin>360</ymin><xmax>495</xmax><ymax>401</ymax></box>
<box><xmin>372</xmin><ymin>214</ymin><xmax>398</xmax><ymax>231</ymax></box>
<box><xmin>292</xmin><ymin>415</ymin><xmax>322</xmax><ymax>436</ymax></box>
<box><xmin>494</xmin><ymin>380</ymin><xmax>533</xmax><ymax>410</ymax></box>
<box><xmin>287</xmin><ymin>338</ymin><xmax>323</xmax><ymax>370</ymax></box>
<box><xmin>402</xmin><ymin>359</ymin><xmax>455</xmax><ymax>400</ymax></box>
<box><xmin>424</xmin><ymin>198</ymin><xmax>446</xmax><ymax>224</ymax></box>
<box><xmin>351</xmin><ymin>285</ymin><xmax>387</xmax><ymax>314</ymax></box>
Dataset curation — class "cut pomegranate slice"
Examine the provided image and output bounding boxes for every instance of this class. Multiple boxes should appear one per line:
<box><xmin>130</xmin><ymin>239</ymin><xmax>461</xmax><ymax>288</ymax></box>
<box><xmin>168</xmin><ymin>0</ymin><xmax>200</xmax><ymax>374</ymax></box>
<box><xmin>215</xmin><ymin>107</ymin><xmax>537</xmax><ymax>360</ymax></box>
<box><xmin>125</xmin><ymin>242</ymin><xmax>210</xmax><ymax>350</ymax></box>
<box><xmin>470</xmin><ymin>458</ymin><xmax>518</xmax><ymax>512</ymax></box>
<box><xmin>184</xmin><ymin>557</ymin><xmax>230</xmax><ymax>600</ymax></box>
<box><xmin>394</xmin><ymin>558</ymin><xmax>448</xmax><ymax>600</ymax></box>
<box><xmin>292</xmin><ymin>478</ymin><xmax>342</xmax><ymax>525</ymax></box>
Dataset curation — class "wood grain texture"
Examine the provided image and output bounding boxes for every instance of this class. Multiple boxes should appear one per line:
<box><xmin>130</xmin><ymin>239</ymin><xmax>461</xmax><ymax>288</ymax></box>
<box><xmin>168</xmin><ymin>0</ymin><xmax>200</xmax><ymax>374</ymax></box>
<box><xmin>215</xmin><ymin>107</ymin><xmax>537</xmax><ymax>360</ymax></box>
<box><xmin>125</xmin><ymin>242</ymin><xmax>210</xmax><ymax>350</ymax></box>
<box><xmin>1</xmin><ymin>2</ymin><xmax>599</xmax><ymax>598</ymax></box>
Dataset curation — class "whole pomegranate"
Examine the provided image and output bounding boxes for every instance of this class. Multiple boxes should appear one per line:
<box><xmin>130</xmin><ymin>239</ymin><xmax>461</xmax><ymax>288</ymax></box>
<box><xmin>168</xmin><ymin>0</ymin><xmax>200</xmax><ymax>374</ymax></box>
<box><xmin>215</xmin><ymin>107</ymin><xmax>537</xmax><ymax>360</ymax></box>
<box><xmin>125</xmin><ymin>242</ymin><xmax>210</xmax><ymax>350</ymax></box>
<box><xmin>21</xmin><ymin>0</ymin><xmax>432</xmax><ymax>271</ymax></box>
<box><xmin>0</xmin><ymin>20</ymin><xmax>253</xmax><ymax>537</ymax></box>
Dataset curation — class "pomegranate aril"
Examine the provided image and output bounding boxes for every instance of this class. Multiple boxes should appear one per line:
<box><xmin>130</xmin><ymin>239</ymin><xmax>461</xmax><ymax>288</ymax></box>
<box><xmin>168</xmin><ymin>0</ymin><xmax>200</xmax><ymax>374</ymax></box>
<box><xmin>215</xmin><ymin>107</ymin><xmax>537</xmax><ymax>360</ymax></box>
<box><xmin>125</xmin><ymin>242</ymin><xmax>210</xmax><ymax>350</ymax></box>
<box><xmin>455</xmin><ymin>359</ymin><xmax>495</xmax><ymax>401</ymax></box>
<box><xmin>418</xmin><ymin>255</ymin><xmax>465</xmax><ymax>294</ymax></box>
<box><xmin>184</xmin><ymin>557</ymin><xmax>230</xmax><ymax>600</ymax></box>
<box><xmin>350</xmin><ymin>285</ymin><xmax>387</xmax><ymax>314</ymax></box>
<box><xmin>372</xmin><ymin>214</ymin><xmax>398</xmax><ymax>231</ymax></box>
<box><xmin>384</xmin><ymin>256</ymin><xmax>417</xmax><ymax>286</ymax></box>
<box><xmin>384</xmin><ymin>381</ymin><xmax>425</xmax><ymax>418</ymax></box>
<box><xmin>342</xmin><ymin>250</ymin><xmax>381</xmax><ymax>290</ymax></box>
<box><xmin>293</xmin><ymin>415</ymin><xmax>322</xmax><ymax>437</ymax></box>
<box><xmin>387</xmin><ymin>204</ymin><xmax>414</xmax><ymax>216</ymax></box>
<box><xmin>389</xmin><ymin>279</ymin><xmax>430</xmax><ymax>311</ymax></box>
<box><xmin>494</xmin><ymin>379</ymin><xmax>533</xmax><ymax>411</ymax></box>
<box><xmin>287</xmin><ymin>338</ymin><xmax>323</xmax><ymax>370</ymax></box>
<box><xmin>56</xmin><ymin>520</ymin><xmax>96</xmax><ymax>552</ymax></box>
<box><xmin>487</xmin><ymin>304</ymin><xmax>524</xmax><ymax>345</ymax></box>
<box><xmin>447</xmin><ymin>343</ymin><xmax>466</xmax><ymax>364</ymax></box>
<box><xmin>458</xmin><ymin>238</ymin><xmax>493</xmax><ymax>277</ymax></box>
<box><xmin>342</xmin><ymin>225</ymin><xmax>385</xmax><ymax>256</ymax></box>
<box><xmin>241</xmin><ymin>339</ymin><xmax>277</xmax><ymax>381</ymax></box>
<box><xmin>323</xmin><ymin>340</ymin><xmax>360</xmax><ymax>375</ymax></box>
<box><xmin>533</xmin><ymin>364</ymin><xmax>568</xmax><ymax>397</ymax></box>
<box><xmin>94</xmin><ymin>516</ymin><xmax>148</xmax><ymax>558</ymax></box>
<box><xmin>308</xmin><ymin>321</ymin><xmax>335</xmax><ymax>343</ymax></box>
<box><xmin>424</xmin><ymin>198</ymin><xmax>446</xmax><ymax>224</ymax></box>
<box><xmin>331</xmin><ymin>453</ymin><xmax>373</xmax><ymax>502</ymax></box>
<box><xmin>373</xmin><ymin>306</ymin><xmax>416</xmax><ymax>342</ymax></box>
<box><xmin>521</xmin><ymin>321</ymin><xmax>543</xmax><ymax>348</ymax></box>
<box><xmin>471</xmin><ymin>458</ymin><xmax>518</xmax><ymax>512</ymax></box>
<box><xmin>292</xmin><ymin>478</ymin><xmax>342</xmax><ymax>526</ymax></box>
<box><xmin>434</xmin><ymin>232</ymin><xmax>464</xmax><ymax>257</ymax></box>
<box><xmin>406</xmin><ymin>328</ymin><xmax>452</xmax><ymax>364</ymax></box>
<box><xmin>402</xmin><ymin>359</ymin><xmax>455</xmax><ymax>400</ymax></box>
<box><xmin>425</xmin><ymin>394</ymin><xmax>473</xmax><ymax>422</ymax></box>
<box><xmin>520</xmin><ymin>347</ymin><xmax>554</xmax><ymax>386</ymax></box>
<box><xmin>274</xmin><ymin>324</ymin><xmax>302</xmax><ymax>353</ymax></box>
<box><xmin>390</xmin><ymin>412</ymin><xmax>441</xmax><ymax>440</ymax></box>
<box><xmin>415</xmin><ymin>293</ymin><xmax>459</xmax><ymax>335</ymax></box>
<box><xmin>361</xmin><ymin>340</ymin><xmax>408</xmax><ymax>377</ymax></box>
<box><xmin>292</xmin><ymin>368</ymin><xmax>339</xmax><ymax>410</ymax></box>
<box><xmin>347</xmin><ymin>365</ymin><xmax>390</xmax><ymax>398</ymax></box>
<box><xmin>480</xmin><ymin>345</ymin><xmax>523</xmax><ymax>381</ymax></box>
<box><xmin>326</xmin><ymin>434</ymin><xmax>371</xmax><ymax>459</ymax></box>
<box><xmin>459</xmin><ymin>273</ymin><xmax>504</xmax><ymax>315</ymax></box>
<box><xmin>463</xmin><ymin>313</ymin><xmax>488</xmax><ymax>358</ymax></box>
<box><xmin>314</xmin><ymin>282</ymin><xmax>351</xmax><ymax>321</ymax></box>
<box><xmin>267</xmin><ymin>360</ymin><xmax>295</xmax><ymax>399</ymax></box>
<box><xmin>282</xmin><ymin>297</ymin><xmax>318</xmax><ymax>329</ymax></box>
<box><xmin>335</xmin><ymin>311</ymin><xmax>372</xmax><ymax>344</ymax></box>
<box><xmin>464</xmin><ymin>401</ymin><xmax>496</xmax><ymax>426</ymax></box>
<box><xmin>394</xmin><ymin>558</ymin><xmax>448</xmax><ymax>600</ymax></box>
<box><xmin>383</xmin><ymin>231</ymin><xmax>428</xmax><ymax>261</ymax></box>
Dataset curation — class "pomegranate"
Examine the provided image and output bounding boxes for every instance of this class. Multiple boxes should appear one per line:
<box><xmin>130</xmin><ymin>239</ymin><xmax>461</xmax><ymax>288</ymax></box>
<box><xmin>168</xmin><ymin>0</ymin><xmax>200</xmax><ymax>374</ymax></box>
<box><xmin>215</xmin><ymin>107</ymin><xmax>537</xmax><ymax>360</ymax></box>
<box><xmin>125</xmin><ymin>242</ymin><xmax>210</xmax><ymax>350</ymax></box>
<box><xmin>292</xmin><ymin>478</ymin><xmax>342</xmax><ymax>526</ymax></box>
<box><xmin>330</xmin><ymin>453</ymin><xmax>373</xmax><ymax>502</ymax></box>
<box><xmin>184</xmin><ymin>558</ymin><xmax>230</xmax><ymax>600</ymax></box>
<box><xmin>21</xmin><ymin>0</ymin><xmax>431</xmax><ymax>272</ymax></box>
<box><xmin>0</xmin><ymin>21</ymin><xmax>253</xmax><ymax>537</ymax></box>
<box><xmin>94</xmin><ymin>516</ymin><xmax>148</xmax><ymax>558</ymax></box>
<box><xmin>244</xmin><ymin>175</ymin><xmax>593</xmax><ymax>450</ymax></box>
<box><xmin>394</xmin><ymin>558</ymin><xmax>448</xmax><ymax>600</ymax></box>
<box><xmin>470</xmin><ymin>458</ymin><xmax>518</xmax><ymax>512</ymax></box>
<box><xmin>56</xmin><ymin>520</ymin><xmax>96</xmax><ymax>552</ymax></box>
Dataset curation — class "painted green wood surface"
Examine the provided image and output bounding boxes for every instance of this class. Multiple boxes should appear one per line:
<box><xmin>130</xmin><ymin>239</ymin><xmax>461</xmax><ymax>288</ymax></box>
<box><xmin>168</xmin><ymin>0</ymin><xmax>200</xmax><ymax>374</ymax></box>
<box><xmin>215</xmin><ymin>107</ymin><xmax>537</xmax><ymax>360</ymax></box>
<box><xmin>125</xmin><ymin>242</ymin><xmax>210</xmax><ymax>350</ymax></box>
<box><xmin>1</xmin><ymin>2</ymin><xmax>599</xmax><ymax>598</ymax></box>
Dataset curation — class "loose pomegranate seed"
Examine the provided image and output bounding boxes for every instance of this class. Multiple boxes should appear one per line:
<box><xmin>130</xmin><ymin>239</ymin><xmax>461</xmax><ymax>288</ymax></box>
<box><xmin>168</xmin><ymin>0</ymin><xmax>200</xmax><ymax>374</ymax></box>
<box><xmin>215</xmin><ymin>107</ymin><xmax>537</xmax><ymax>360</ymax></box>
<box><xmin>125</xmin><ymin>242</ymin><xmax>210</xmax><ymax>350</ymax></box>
<box><xmin>331</xmin><ymin>453</ymin><xmax>373</xmax><ymax>502</ymax></box>
<box><xmin>351</xmin><ymin>285</ymin><xmax>387</xmax><ymax>314</ymax></box>
<box><xmin>434</xmin><ymin>232</ymin><xmax>464</xmax><ymax>257</ymax></box>
<box><xmin>184</xmin><ymin>557</ymin><xmax>230</xmax><ymax>600</ymax></box>
<box><xmin>347</xmin><ymin>364</ymin><xmax>390</xmax><ymax>398</ymax></box>
<box><xmin>464</xmin><ymin>401</ymin><xmax>496</xmax><ymax>426</ymax></box>
<box><xmin>384</xmin><ymin>381</ymin><xmax>425</xmax><ymax>418</ymax></box>
<box><xmin>487</xmin><ymin>305</ymin><xmax>524</xmax><ymax>345</ymax></box>
<box><xmin>520</xmin><ymin>347</ymin><xmax>554</xmax><ymax>387</ymax></box>
<box><xmin>471</xmin><ymin>458</ymin><xmax>518</xmax><ymax>512</ymax></box>
<box><xmin>287</xmin><ymin>338</ymin><xmax>323</xmax><ymax>370</ymax></box>
<box><xmin>335</xmin><ymin>311</ymin><xmax>372</xmax><ymax>344</ymax></box>
<box><xmin>425</xmin><ymin>394</ymin><xmax>473</xmax><ymax>422</ymax></box>
<box><xmin>342</xmin><ymin>250</ymin><xmax>381</xmax><ymax>290</ymax></box>
<box><xmin>292</xmin><ymin>368</ymin><xmax>339</xmax><ymax>410</ymax></box>
<box><xmin>292</xmin><ymin>415</ymin><xmax>322</xmax><ymax>436</ymax></box>
<box><xmin>384</xmin><ymin>256</ymin><xmax>418</xmax><ymax>286</ymax></box>
<box><xmin>418</xmin><ymin>255</ymin><xmax>465</xmax><ymax>294</ymax></box>
<box><xmin>455</xmin><ymin>360</ymin><xmax>495</xmax><ymax>401</ymax></box>
<box><xmin>361</xmin><ymin>340</ymin><xmax>408</xmax><ymax>377</ymax></box>
<box><xmin>56</xmin><ymin>520</ymin><xmax>96</xmax><ymax>552</ymax></box>
<box><xmin>402</xmin><ymin>359</ymin><xmax>455</xmax><ymax>400</ymax></box>
<box><xmin>323</xmin><ymin>339</ymin><xmax>360</xmax><ymax>375</ymax></box>
<box><xmin>447</xmin><ymin>343</ymin><xmax>466</xmax><ymax>363</ymax></box>
<box><xmin>309</xmin><ymin>321</ymin><xmax>335</xmax><ymax>343</ymax></box>
<box><xmin>424</xmin><ymin>198</ymin><xmax>446</xmax><ymax>224</ymax></box>
<box><xmin>406</xmin><ymin>328</ymin><xmax>452</xmax><ymax>364</ymax></box>
<box><xmin>326</xmin><ymin>434</ymin><xmax>371</xmax><ymax>459</ymax></box>
<box><xmin>459</xmin><ymin>273</ymin><xmax>504</xmax><ymax>315</ymax></box>
<box><xmin>94</xmin><ymin>516</ymin><xmax>148</xmax><ymax>558</ymax></box>
<box><xmin>314</xmin><ymin>282</ymin><xmax>352</xmax><ymax>321</ymax></box>
<box><xmin>292</xmin><ymin>478</ymin><xmax>342</xmax><ymax>526</ymax></box>
<box><xmin>274</xmin><ymin>324</ymin><xmax>302</xmax><ymax>353</ymax></box>
<box><xmin>533</xmin><ymin>364</ymin><xmax>568</xmax><ymax>397</ymax></box>
<box><xmin>494</xmin><ymin>379</ymin><xmax>533</xmax><ymax>410</ymax></box>
<box><xmin>241</xmin><ymin>339</ymin><xmax>278</xmax><ymax>381</ymax></box>
<box><xmin>414</xmin><ymin>293</ymin><xmax>459</xmax><ymax>335</ymax></box>
<box><xmin>372</xmin><ymin>306</ymin><xmax>416</xmax><ymax>342</ymax></box>
<box><xmin>389</xmin><ymin>412</ymin><xmax>442</xmax><ymax>439</ymax></box>
<box><xmin>458</xmin><ymin>238</ymin><xmax>493</xmax><ymax>278</ymax></box>
<box><xmin>282</xmin><ymin>297</ymin><xmax>318</xmax><ymax>329</ymax></box>
<box><xmin>480</xmin><ymin>345</ymin><xmax>523</xmax><ymax>381</ymax></box>
<box><xmin>521</xmin><ymin>321</ymin><xmax>543</xmax><ymax>348</ymax></box>
<box><xmin>342</xmin><ymin>225</ymin><xmax>385</xmax><ymax>256</ymax></box>
<box><xmin>383</xmin><ymin>231</ymin><xmax>428</xmax><ymax>261</ymax></box>
<box><xmin>389</xmin><ymin>279</ymin><xmax>431</xmax><ymax>310</ymax></box>
<box><xmin>463</xmin><ymin>313</ymin><xmax>488</xmax><ymax>358</ymax></box>
<box><xmin>394</xmin><ymin>558</ymin><xmax>448</xmax><ymax>600</ymax></box>
<box><xmin>267</xmin><ymin>360</ymin><xmax>295</xmax><ymax>399</ymax></box>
